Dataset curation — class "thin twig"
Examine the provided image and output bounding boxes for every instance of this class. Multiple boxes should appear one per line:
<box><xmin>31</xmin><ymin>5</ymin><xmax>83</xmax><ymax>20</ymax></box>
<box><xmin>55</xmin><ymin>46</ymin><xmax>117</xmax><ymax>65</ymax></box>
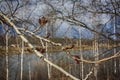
<box><xmin>18</xmin><ymin>28</ymin><xmax>62</xmax><ymax>46</ymax></box>
<box><xmin>0</xmin><ymin>12</ymin><xmax>80</xmax><ymax>80</ymax></box>
<box><xmin>83</xmin><ymin>68</ymin><xmax>93</xmax><ymax>80</ymax></box>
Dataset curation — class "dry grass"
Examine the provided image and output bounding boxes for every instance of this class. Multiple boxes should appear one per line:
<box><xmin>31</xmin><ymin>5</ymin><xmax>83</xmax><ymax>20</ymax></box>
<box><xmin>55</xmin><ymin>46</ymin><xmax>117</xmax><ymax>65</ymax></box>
<box><xmin>0</xmin><ymin>44</ymin><xmax>114</xmax><ymax>55</ymax></box>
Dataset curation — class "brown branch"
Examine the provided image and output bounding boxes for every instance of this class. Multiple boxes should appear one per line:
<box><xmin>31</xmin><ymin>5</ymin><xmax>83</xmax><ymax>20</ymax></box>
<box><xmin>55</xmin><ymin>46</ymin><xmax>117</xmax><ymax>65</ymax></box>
<box><xmin>18</xmin><ymin>28</ymin><xmax>62</xmax><ymax>46</ymax></box>
<box><xmin>0</xmin><ymin>12</ymin><xmax>79</xmax><ymax>80</ymax></box>
<box><xmin>66</xmin><ymin>50</ymin><xmax>120</xmax><ymax>64</ymax></box>
<box><xmin>18</xmin><ymin>26</ymin><xmax>120</xmax><ymax>64</ymax></box>
<box><xmin>62</xmin><ymin>44</ymin><xmax>74</xmax><ymax>50</ymax></box>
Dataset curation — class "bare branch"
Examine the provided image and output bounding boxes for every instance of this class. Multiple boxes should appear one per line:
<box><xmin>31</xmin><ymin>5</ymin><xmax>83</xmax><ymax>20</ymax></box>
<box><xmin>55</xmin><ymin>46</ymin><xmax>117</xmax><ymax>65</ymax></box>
<box><xmin>0</xmin><ymin>12</ymin><xmax>79</xmax><ymax>80</ymax></box>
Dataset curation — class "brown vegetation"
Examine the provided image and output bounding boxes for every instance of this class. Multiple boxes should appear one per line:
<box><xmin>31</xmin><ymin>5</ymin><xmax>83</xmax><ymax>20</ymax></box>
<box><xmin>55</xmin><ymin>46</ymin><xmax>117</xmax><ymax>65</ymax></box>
<box><xmin>38</xmin><ymin>16</ymin><xmax>48</xmax><ymax>25</ymax></box>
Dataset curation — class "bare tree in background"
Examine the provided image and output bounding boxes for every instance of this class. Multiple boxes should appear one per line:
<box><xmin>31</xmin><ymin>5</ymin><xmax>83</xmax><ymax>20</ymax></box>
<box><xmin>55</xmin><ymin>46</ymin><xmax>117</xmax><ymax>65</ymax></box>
<box><xmin>5</xmin><ymin>26</ymin><xmax>9</xmax><ymax>80</ymax></box>
<box><xmin>0</xmin><ymin>0</ymin><xmax>120</xmax><ymax>80</ymax></box>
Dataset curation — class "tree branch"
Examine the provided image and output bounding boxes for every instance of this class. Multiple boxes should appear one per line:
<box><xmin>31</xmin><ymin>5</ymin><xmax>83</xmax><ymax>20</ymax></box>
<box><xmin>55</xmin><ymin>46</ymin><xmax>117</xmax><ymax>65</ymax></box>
<box><xmin>0</xmin><ymin>12</ymin><xmax>80</xmax><ymax>80</ymax></box>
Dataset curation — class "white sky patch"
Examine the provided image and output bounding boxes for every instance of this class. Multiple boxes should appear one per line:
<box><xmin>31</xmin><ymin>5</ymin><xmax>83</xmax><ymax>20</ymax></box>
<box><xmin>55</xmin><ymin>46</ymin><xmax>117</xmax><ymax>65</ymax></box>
<box><xmin>82</xmin><ymin>0</ymin><xmax>90</xmax><ymax>6</ymax></box>
<box><xmin>100</xmin><ymin>14</ymin><xmax>110</xmax><ymax>24</ymax></box>
<box><xmin>64</xmin><ymin>1</ymin><xmax>73</xmax><ymax>10</ymax></box>
<box><xmin>53</xmin><ymin>0</ymin><xmax>74</xmax><ymax>16</ymax></box>
<box><xmin>16</xmin><ymin>3</ymin><xmax>46</xmax><ymax>19</ymax></box>
<box><xmin>56</xmin><ymin>22</ymin><xmax>70</xmax><ymax>37</ymax></box>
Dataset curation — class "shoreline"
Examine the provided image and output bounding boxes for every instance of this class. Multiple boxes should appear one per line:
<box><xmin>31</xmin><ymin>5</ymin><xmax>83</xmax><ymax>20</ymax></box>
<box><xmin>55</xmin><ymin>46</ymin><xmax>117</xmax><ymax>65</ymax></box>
<box><xmin>0</xmin><ymin>45</ymin><xmax>113</xmax><ymax>55</ymax></box>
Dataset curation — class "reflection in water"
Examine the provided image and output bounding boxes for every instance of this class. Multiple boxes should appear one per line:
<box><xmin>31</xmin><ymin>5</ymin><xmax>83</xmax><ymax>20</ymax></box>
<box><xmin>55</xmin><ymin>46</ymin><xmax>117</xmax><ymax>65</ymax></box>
<box><xmin>0</xmin><ymin>54</ymin><xmax>48</xmax><ymax>80</ymax></box>
<box><xmin>0</xmin><ymin>51</ymin><xmax>88</xmax><ymax>80</ymax></box>
<box><xmin>0</xmin><ymin>49</ymin><xmax>120</xmax><ymax>80</ymax></box>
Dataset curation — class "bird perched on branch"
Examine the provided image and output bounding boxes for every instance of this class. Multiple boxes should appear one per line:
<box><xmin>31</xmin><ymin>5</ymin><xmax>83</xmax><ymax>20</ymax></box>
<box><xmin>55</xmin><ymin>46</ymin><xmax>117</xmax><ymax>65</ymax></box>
<box><xmin>62</xmin><ymin>44</ymin><xmax>74</xmax><ymax>51</ymax></box>
<box><xmin>38</xmin><ymin>16</ymin><xmax>48</xmax><ymax>25</ymax></box>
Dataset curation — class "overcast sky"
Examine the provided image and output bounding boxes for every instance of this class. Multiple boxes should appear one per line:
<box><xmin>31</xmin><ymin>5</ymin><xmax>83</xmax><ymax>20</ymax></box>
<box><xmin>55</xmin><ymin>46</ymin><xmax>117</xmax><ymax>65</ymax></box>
<box><xmin>0</xmin><ymin>0</ymin><xmax>112</xmax><ymax>38</ymax></box>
